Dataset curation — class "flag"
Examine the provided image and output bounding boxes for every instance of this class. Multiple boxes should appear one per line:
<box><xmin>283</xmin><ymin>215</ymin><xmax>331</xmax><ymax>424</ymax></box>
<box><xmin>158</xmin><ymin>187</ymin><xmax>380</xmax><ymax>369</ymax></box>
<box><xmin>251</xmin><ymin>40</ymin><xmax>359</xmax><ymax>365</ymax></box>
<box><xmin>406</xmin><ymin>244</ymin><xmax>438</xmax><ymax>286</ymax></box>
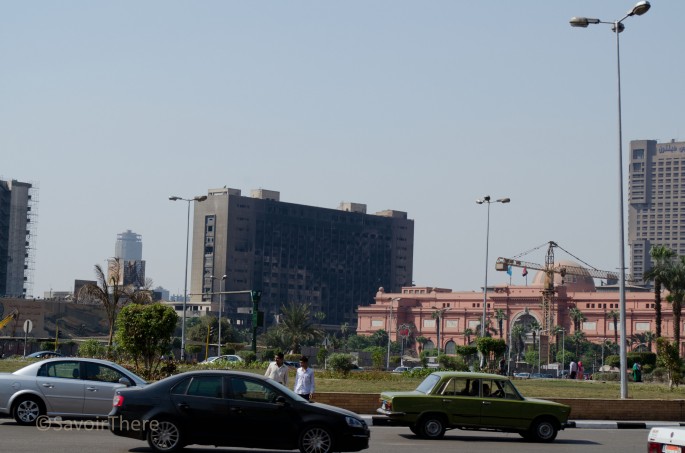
<box><xmin>507</xmin><ymin>265</ymin><xmax>512</xmax><ymax>276</ymax></box>
<box><xmin>522</xmin><ymin>267</ymin><xmax>528</xmax><ymax>277</ymax></box>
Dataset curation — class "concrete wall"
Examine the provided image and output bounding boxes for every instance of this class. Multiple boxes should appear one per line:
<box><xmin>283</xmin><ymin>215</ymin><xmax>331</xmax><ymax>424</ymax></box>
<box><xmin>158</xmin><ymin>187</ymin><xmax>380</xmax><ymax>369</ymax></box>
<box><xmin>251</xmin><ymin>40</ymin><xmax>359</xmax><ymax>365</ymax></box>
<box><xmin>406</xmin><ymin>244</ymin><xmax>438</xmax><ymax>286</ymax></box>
<box><xmin>315</xmin><ymin>393</ymin><xmax>685</xmax><ymax>421</ymax></box>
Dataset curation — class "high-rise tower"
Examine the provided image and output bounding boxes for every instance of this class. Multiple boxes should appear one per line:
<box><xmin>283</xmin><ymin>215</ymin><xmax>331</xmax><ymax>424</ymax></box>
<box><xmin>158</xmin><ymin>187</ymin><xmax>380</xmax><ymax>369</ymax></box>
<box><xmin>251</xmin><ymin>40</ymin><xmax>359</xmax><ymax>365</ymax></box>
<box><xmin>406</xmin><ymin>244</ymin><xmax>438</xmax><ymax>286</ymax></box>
<box><xmin>0</xmin><ymin>179</ymin><xmax>37</xmax><ymax>297</ymax></box>
<box><xmin>629</xmin><ymin>139</ymin><xmax>685</xmax><ymax>282</ymax></box>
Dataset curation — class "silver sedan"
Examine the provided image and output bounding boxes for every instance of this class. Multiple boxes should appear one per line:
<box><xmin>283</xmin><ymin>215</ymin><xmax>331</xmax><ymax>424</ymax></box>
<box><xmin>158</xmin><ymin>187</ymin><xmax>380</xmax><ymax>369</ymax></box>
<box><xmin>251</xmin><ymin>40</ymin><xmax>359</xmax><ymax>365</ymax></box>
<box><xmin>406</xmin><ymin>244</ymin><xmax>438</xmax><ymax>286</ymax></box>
<box><xmin>0</xmin><ymin>357</ymin><xmax>146</xmax><ymax>425</ymax></box>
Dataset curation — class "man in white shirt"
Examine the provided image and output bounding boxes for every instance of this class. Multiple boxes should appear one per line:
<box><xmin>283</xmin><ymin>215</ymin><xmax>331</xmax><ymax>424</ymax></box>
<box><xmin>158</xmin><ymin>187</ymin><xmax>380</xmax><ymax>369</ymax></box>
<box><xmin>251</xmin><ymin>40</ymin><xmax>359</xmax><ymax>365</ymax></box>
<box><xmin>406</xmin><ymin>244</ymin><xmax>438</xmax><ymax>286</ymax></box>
<box><xmin>569</xmin><ymin>360</ymin><xmax>578</xmax><ymax>379</ymax></box>
<box><xmin>265</xmin><ymin>352</ymin><xmax>289</xmax><ymax>386</ymax></box>
<box><xmin>294</xmin><ymin>356</ymin><xmax>315</xmax><ymax>400</ymax></box>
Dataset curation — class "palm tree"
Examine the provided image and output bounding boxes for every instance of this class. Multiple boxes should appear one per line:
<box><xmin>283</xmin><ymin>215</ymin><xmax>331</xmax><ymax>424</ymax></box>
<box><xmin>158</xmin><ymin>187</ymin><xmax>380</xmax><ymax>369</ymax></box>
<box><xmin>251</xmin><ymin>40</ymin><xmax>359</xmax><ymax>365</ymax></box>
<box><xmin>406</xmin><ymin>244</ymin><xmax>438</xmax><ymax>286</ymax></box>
<box><xmin>494</xmin><ymin>309</ymin><xmax>506</xmax><ymax>339</ymax></box>
<box><xmin>277</xmin><ymin>302</ymin><xmax>323</xmax><ymax>354</ymax></box>
<box><xmin>607</xmin><ymin>310</ymin><xmax>619</xmax><ymax>344</ymax></box>
<box><xmin>569</xmin><ymin>307</ymin><xmax>585</xmax><ymax>332</ymax></box>
<box><xmin>529</xmin><ymin>320</ymin><xmax>541</xmax><ymax>350</ymax></box>
<box><xmin>570</xmin><ymin>331</ymin><xmax>586</xmax><ymax>357</ymax></box>
<box><xmin>511</xmin><ymin>324</ymin><xmax>526</xmax><ymax>360</ymax></box>
<box><xmin>77</xmin><ymin>260</ymin><xmax>131</xmax><ymax>350</ymax></box>
<box><xmin>663</xmin><ymin>256</ymin><xmax>685</xmax><ymax>353</ymax></box>
<box><xmin>643</xmin><ymin>331</ymin><xmax>656</xmax><ymax>352</ymax></box>
<box><xmin>644</xmin><ymin>245</ymin><xmax>676</xmax><ymax>338</ymax></box>
<box><xmin>463</xmin><ymin>328</ymin><xmax>474</xmax><ymax>345</ymax></box>
<box><xmin>551</xmin><ymin>325</ymin><xmax>564</xmax><ymax>358</ymax></box>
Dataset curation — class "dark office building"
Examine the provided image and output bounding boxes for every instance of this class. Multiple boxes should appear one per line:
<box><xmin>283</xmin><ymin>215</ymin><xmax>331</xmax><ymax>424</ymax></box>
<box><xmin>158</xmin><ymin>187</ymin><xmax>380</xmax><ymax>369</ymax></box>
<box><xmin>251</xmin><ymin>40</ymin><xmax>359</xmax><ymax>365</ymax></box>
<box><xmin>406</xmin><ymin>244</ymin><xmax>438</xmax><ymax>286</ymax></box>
<box><xmin>189</xmin><ymin>188</ymin><xmax>414</xmax><ymax>328</ymax></box>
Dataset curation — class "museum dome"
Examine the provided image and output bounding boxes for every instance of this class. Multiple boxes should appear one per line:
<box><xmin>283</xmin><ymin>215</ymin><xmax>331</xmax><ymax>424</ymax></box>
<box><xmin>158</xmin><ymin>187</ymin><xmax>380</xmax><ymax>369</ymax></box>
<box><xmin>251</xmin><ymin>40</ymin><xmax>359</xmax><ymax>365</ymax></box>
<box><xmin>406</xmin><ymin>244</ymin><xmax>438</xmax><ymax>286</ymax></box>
<box><xmin>530</xmin><ymin>260</ymin><xmax>596</xmax><ymax>292</ymax></box>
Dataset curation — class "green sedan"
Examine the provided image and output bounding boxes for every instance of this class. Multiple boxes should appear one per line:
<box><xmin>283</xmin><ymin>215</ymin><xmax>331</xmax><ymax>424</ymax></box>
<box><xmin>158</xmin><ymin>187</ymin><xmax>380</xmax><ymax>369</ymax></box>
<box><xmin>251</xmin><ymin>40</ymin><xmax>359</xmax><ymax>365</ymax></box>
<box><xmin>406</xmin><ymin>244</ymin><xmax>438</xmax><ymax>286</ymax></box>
<box><xmin>374</xmin><ymin>371</ymin><xmax>571</xmax><ymax>442</ymax></box>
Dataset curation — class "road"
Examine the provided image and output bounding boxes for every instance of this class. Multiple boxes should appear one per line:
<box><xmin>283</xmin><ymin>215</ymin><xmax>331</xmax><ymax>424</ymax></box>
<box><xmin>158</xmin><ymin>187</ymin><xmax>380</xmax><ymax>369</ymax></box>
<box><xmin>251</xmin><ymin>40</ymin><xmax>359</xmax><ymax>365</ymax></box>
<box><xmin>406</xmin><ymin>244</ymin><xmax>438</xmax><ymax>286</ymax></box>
<box><xmin>0</xmin><ymin>420</ymin><xmax>652</xmax><ymax>453</ymax></box>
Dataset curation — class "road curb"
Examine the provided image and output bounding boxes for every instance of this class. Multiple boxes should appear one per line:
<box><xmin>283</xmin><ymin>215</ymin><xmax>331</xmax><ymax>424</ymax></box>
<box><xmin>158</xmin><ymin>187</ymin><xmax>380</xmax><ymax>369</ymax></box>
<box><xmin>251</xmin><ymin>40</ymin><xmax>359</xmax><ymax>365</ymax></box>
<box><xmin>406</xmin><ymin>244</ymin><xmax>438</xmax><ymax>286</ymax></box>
<box><xmin>365</xmin><ymin>416</ymin><xmax>685</xmax><ymax>430</ymax></box>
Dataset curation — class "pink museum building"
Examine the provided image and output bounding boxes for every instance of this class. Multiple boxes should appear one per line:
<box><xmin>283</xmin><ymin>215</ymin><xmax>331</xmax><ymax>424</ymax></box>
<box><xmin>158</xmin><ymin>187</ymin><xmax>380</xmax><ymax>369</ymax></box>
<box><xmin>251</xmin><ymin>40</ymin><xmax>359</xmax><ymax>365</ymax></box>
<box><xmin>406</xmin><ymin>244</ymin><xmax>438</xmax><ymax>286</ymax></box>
<box><xmin>356</xmin><ymin>265</ymin><xmax>673</xmax><ymax>356</ymax></box>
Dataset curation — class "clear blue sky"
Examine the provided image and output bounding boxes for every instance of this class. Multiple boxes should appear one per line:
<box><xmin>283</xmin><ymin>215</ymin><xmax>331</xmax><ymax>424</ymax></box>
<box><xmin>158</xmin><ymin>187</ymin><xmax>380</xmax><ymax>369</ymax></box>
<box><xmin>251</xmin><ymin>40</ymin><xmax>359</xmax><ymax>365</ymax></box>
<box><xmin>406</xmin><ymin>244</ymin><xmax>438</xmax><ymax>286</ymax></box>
<box><xmin>2</xmin><ymin>1</ymin><xmax>683</xmax><ymax>298</ymax></box>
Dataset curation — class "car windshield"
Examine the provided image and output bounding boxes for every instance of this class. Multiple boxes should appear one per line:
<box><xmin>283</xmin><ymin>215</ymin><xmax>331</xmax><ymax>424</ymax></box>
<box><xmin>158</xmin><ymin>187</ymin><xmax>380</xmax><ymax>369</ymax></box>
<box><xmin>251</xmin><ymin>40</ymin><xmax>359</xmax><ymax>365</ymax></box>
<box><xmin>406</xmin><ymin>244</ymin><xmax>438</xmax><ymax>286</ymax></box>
<box><xmin>415</xmin><ymin>374</ymin><xmax>441</xmax><ymax>394</ymax></box>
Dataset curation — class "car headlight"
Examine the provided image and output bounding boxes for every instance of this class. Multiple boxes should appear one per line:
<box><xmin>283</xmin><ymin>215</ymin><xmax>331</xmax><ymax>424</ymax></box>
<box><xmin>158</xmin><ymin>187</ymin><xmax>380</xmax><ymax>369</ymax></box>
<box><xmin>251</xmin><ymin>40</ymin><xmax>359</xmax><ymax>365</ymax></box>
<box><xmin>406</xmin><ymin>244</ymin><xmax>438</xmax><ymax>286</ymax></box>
<box><xmin>345</xmin><ymin>416</ymin><xmax>364</xmax><ymax>428</ymax></box>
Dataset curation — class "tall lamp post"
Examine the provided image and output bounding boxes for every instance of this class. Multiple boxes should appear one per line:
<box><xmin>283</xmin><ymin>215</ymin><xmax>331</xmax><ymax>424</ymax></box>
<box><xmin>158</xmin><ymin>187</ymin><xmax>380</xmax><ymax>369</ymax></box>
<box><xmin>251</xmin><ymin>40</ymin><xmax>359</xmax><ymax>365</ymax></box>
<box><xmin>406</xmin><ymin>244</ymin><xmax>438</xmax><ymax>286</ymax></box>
<box><xmin>476</xmin><ymin>196</ymin><xmax>510</xmax><ymax>340</ymax></box>
<box><xmin>386</xmin><ymin>297</ymin><xmax>400</xmax><ymax>370</ymax></box>
<box><xmin>570</xmin><ymin>0</ymin><xmax>651</xmax><ymax>399</ymax></box>
<box><xmin>169</xmin><ymin>194</ymin><xmax>208</xmax><ymax>361</ymax></box>
<box><xmin>219</xmin><ymin>274</ymin><xmax>226</xmax><ymax>355</ymax></box>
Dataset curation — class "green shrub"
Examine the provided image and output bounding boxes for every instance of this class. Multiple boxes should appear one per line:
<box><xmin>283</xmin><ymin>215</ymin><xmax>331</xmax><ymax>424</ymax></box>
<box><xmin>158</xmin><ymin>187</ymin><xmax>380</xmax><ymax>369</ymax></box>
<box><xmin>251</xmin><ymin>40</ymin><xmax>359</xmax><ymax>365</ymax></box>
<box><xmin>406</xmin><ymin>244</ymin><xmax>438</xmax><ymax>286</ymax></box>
<box><xmin>239</xmin><ymin>350</ymin><xmax>257</xmax><ymax>364</ymax></box>
<box><xmin>327</xmin><ymin>353</ymin><xmax>355</xmax><ymax>374</ymax></box>
<box><xmin>77</xmin><ymin>339</ymin><xmax>107</xmax><ymax>358</ymax></box>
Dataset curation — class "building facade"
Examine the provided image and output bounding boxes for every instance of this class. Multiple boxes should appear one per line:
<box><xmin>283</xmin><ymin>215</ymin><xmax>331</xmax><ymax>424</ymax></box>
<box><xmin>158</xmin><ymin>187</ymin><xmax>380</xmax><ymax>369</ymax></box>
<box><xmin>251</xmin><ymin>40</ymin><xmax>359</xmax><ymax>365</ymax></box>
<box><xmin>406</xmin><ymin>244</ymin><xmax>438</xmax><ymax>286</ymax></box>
<box><xmin>629</xmin><ymin>139</ymin><xmax>685</xmax><ymax>282</ymax></box>
<box><xmin>190</xmin><ymin>188</ymin><xmax>414</xmax><ymax>328</ymax></box>
<box><xmin>0</xmin><ymin>179</ymin><xmax>37</xmax><ymax>297</ymax></box>
<box><xmin>110</xmin><ymin>229</ymin><xmax>145</xmax><ymax>286</ymax></box>
<box><xmin>357</xmin><ymin>267</ymin><xmax>669</xmax><ymax>360</ymax></box>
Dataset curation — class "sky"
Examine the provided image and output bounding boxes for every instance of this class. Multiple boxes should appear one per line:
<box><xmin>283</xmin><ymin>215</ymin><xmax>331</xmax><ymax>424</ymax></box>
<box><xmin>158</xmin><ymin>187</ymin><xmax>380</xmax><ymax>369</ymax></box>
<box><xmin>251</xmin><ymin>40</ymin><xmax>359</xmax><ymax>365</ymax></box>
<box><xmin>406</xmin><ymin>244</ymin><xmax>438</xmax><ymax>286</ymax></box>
<box><xmin>2</xmin><ymin>1</ymin><xmax>684</xmax><ymax>299</ymax></box>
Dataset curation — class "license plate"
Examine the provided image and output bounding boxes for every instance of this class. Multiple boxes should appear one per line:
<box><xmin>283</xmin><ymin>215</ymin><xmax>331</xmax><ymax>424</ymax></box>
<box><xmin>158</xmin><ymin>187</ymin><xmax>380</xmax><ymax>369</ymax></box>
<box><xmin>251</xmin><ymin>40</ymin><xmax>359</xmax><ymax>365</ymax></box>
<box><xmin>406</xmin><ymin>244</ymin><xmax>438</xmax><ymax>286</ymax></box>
<box><xmin>665</xmin><ymin>445</ymin><xmax>682</xmax><ymax>453</ymax></box>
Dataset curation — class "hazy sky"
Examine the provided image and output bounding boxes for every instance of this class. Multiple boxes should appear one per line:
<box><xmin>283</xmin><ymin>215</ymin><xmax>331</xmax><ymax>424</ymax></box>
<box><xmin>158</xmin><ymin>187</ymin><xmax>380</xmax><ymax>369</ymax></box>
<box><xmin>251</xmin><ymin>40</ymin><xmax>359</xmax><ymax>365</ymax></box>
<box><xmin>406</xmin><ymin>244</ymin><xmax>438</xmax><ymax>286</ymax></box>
<box><xmin>2</xmin><ymin>1</ymin><xmax>683</xmax><ymax>299</ymax></box>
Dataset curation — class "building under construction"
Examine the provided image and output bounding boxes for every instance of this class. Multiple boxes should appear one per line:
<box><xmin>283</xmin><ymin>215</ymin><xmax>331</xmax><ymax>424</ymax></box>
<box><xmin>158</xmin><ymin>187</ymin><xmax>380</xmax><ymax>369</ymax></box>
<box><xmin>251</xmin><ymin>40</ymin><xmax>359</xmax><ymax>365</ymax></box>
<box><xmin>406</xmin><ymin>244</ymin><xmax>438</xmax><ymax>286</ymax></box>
<box><xmin>0</xmin><ymin>179</ymin><xmax>38</xmax><ymax>298</ymax></box>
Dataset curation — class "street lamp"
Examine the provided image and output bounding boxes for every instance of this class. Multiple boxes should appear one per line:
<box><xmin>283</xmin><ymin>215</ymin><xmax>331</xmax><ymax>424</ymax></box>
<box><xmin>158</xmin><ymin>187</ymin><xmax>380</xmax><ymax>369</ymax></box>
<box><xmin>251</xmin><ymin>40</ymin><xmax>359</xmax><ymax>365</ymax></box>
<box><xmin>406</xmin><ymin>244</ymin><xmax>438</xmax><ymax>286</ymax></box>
<box><xmin>430</xmin><ymin>306</ymin><xmax>450</xmax><ymax>356</ymax></box>
<box><xmin>386</xmin><ymin>297</ymin><xmax>400</xmax><ymax>370</ymax></box>
<box><xmin>570</xmin><ymin>0</ymin><xmax>651</xmax><ymax>399</ymax></box>
<box><xmin>219</xmin><ymin>274</ymin><xmax>226</xmax><ymax>355</ymax></box>
<box><xmin>169</xmin><ymin>194</ymin><xmax>208</xmax><ymax>361</ymax></box>
<box><xmin>476</xmin><ymin>196</ymin><xmax>510</xmax><ymax>341</ymax></box>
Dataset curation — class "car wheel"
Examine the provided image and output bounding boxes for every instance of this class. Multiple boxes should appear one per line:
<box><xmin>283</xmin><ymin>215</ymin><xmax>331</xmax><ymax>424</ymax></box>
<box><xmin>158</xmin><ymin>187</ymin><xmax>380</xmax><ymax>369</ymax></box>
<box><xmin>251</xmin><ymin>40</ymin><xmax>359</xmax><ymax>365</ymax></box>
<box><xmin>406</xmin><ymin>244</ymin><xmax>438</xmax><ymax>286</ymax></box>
<box><xmin>298</xmin><ymin>425</ymin><xmax>333</xmax><ymax>453</ymax></box>
<box><xmin>147</xmin><ymin>419</ymin><xmax>184</xmax><ymax>453</ymax></box>
<box><xmin>13</xmin><ymin>396</ymin><xmax>44</xmax><ymax>425</ymax></box>
<box><xmin>528</xmin><ymin>418</ymin><xmax>558</xmax><ymax>443</ymax></box>
<box><xmin>417</xmin><ymin>414</ymin><xmax>446</xmax><ymax>439</ymax></box>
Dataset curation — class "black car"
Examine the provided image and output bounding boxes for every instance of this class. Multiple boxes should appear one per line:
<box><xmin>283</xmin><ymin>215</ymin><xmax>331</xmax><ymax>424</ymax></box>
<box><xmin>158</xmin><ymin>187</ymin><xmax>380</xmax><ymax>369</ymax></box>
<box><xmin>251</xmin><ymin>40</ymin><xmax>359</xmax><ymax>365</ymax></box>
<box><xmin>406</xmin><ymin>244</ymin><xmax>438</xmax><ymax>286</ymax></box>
<box><xmin>109</xmin><ymin>370</ymin><xmax>370</xmax><ymax>453</ymax></box>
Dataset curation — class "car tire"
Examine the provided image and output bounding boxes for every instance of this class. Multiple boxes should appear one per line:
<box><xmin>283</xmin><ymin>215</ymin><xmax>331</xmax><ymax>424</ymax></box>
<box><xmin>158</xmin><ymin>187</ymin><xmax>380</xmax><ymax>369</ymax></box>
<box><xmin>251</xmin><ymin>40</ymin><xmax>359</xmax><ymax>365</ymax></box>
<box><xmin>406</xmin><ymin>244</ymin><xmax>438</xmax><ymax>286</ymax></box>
<box><xmin>12</xmin><ymin>396</ymin><xmax>44</xmax><ymax>426</ymax></box>
<box><xmin>417</xmin><ymin>414</ymin><xmax>446</xmax><ymax>439</ymax></box>
<box><xmin>298</xmin><ymin>425</ymin><xmax>334</xmax><ymax>453</ymax></box>
<box><xmin>147</xmin><ymin>419</ymin><xmax>184</xmax><ymax>453</ymax></box>
<box><xmin>527</xmin><ymin>417</ymin><xmax>558</xmax><ymax>443</ymax></box>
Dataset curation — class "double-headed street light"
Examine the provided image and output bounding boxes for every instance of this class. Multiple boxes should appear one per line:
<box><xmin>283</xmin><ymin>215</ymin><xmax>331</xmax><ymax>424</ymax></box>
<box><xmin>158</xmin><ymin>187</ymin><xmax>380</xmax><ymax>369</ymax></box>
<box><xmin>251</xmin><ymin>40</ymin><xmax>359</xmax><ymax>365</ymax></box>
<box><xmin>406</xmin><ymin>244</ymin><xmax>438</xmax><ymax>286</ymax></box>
<box><xmin>169</xmin><ymin>194</ymin><xmax>208</xmax><ymax>361</ymax></box>
<box><xmin>476</xmin><ymin>196</ymin><xmax>510</xmax><ymax>342</ymax></box>
<box><xmin>570</xmin><ymin>0</ymin><xmax>651</xmax><ymax>399</ymax></box>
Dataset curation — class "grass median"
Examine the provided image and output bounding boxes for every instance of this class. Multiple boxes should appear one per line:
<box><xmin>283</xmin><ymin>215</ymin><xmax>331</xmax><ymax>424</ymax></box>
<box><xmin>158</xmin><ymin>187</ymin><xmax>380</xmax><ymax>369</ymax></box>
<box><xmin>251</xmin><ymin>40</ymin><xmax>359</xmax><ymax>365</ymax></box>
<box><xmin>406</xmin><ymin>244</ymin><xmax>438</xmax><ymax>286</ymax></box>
<box><xmin>4</xmin><ymin>358</ymin><xmax>685</xmax><ymax>399</ymax></box>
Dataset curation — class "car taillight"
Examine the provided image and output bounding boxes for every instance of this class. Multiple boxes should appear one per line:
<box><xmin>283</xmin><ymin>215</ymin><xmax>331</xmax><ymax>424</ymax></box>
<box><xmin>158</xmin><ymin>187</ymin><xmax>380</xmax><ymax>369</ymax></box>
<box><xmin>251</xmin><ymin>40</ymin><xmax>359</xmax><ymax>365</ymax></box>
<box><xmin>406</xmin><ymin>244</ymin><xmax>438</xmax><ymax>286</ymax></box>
<box><xmin>113</xmin><ymin>395</ymin><xmax>124</xmax><ymax>407</ymax></box>
<box><xmin>647</xmin><ymin>442</ymin><xmax>661</xmax><ymax>453</ymax></box>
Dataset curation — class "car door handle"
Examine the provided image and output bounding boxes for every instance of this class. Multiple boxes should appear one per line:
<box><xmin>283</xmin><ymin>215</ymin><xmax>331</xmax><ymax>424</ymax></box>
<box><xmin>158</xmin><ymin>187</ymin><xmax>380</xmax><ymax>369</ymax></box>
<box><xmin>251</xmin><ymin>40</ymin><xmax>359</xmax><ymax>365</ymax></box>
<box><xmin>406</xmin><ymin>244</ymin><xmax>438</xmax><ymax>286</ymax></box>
<box><xmin>177</xmin><ymin>403</ymin><xmax>189</xmax><ymax>410</ymax></box>
<box><xmin>441</xmin><ymin>399</ymin><xmax>452</xmax><ymax>403</ymax></box>
<box><xmin>42</xmin><ymin>383</ymin><xmax>54</xmax><ymax>389</ymax></box>
<box><xmin>230</xmin><ymin>407</ymin><xmax>243</xmax><ymax>414</ymax></box>
<box><xmin>86</xmin><ymin>387</ymin><xmax>98</xmax><ymax>392</ymax></box>
<box><xmin>482</xmin><ymin>401</ymin><xmax>491</xmax><ymax>405</ymax></box>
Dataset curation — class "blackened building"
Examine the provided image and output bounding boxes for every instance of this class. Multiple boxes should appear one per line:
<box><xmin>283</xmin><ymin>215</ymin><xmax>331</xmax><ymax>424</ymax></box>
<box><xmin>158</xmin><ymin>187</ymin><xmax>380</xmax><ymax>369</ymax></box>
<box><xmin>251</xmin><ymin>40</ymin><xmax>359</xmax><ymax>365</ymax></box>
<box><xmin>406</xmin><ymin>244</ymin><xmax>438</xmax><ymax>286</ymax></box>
<box><xmin>190</xmin><ymin>188</ymin><xmax>414</xmax><ymax>328</ymax></box>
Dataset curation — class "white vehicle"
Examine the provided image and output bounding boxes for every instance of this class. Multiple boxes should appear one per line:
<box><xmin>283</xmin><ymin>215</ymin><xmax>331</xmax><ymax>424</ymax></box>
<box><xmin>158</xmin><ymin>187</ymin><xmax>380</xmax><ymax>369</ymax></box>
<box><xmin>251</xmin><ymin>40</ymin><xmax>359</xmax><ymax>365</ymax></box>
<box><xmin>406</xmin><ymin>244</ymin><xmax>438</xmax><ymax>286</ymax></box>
<box><xmin>648</xmin><ymin>426</ymin><xmax>685</xmax><ymax>453</ymax></box>
<box><xmin>200</xmin><ymin>354</ymin><xmax>243</xmax><ymax>364</ymax></box>
<box><xmin>0</xmin><ymin>357</ymin><xmax>146</xmax><ymax>425</ymax></box>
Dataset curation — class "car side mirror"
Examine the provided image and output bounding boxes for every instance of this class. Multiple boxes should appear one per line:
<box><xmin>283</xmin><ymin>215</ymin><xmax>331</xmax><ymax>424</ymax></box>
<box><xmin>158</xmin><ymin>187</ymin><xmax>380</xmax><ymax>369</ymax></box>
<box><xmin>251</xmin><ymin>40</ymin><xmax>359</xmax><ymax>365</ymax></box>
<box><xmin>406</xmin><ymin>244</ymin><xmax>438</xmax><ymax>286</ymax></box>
<box><xmin>119</xmin><ymin>377</ymin><xmax>133</xmax><ymax>387</ymax></box>
<box><xmin>275</xmin><ymin>396</ymin><xmax>288</xmax><ymax>405</ymax></box>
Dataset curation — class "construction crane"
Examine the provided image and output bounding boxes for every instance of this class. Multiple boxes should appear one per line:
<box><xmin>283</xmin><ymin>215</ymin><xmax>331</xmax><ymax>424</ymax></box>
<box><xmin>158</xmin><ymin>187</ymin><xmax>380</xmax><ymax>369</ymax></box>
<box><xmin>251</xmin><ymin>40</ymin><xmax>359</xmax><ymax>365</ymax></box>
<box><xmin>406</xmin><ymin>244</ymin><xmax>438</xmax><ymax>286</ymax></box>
<box><xmin>495</xmin><ymin>241</ymin><xmax>623</xmax><ymax>333</ymax></box>
<box><xmin>0</xmin><ymin>308</ymin><xmax>18</xmax><ymax>331</ymax></box>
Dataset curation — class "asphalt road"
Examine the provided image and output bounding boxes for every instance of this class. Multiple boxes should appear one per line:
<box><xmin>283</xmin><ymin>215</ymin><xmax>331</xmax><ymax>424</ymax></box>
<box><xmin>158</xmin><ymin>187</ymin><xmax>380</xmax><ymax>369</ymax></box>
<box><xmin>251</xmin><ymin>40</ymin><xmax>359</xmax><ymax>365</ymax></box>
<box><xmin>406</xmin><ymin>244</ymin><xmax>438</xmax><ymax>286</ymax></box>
<box><xmin>0</xmin><ymin>420</ymin><xmax>653</xmax><ymax>453</ymax></box>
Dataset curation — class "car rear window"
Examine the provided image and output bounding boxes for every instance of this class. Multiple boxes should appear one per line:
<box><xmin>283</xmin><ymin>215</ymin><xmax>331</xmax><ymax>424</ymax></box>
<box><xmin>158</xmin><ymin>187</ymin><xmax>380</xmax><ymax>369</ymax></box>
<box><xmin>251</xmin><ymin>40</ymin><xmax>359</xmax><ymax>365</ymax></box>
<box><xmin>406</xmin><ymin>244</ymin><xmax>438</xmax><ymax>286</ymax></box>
<box><xmin>415</xmin><ymin>374</ymin><xmax>441</xmax><ymax>394</ymax></box>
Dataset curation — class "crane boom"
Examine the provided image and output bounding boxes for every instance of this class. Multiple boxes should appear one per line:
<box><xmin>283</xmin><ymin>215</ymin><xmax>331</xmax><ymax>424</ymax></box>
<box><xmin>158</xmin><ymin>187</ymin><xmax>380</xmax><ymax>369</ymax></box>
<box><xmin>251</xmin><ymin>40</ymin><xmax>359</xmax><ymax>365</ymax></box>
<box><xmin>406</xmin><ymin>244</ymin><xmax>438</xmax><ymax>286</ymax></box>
<box><xmin>0</xmin><ymin>308</ymin><xmax>18</xmax><ymax>331</ymax></box>
<box><xmin>495</xmin><ymin>257</ymin><xmax>620</xmax><ymax>281</ymax></box>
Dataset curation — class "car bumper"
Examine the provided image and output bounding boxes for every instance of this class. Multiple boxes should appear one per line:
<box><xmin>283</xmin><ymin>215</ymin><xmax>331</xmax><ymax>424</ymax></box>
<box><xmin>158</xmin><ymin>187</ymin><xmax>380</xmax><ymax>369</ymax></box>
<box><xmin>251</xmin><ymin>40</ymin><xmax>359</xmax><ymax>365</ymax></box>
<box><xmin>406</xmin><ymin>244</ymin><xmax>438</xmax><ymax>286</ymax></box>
<box><xmin>108</xmin><ymin>415</ymin><xmax>146</xmax><ymax>440</ymax></box>
<box><xmin>337</xmin><ymin>431</ymin><xmax>370</xmax><ymax>452</ymax></box>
